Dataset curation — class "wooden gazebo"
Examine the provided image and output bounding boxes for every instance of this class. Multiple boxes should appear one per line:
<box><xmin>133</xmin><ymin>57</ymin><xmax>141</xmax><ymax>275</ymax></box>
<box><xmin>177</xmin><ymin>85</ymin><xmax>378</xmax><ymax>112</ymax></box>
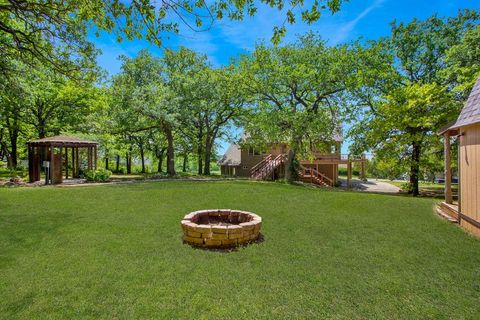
<box><xmin>27</xmin><ymin>135</ymin><xmax>98</xmax><ymax>184</ymax></box>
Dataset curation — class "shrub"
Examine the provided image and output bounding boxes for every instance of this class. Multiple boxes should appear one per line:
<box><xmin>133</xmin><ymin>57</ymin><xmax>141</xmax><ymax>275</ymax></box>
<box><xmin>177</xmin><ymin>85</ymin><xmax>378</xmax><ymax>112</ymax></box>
<box><xmin>400</xmin><ymin>182</ymin><xmax>411</xmax><ymax>191</ymax></box>
<box><xmin>84</xmin><ymin>169</ymin><xmax>96</xmax><ymax>181</ymax></box>
<box><xmin>85</xmin><ymin>168</ymin><xmax>112</xmax><ymax>182</ymax></box>
<box><xmin>95</xmin><ymin>168</ymin><xmax>112</xmax><ymax>181</ymax></box>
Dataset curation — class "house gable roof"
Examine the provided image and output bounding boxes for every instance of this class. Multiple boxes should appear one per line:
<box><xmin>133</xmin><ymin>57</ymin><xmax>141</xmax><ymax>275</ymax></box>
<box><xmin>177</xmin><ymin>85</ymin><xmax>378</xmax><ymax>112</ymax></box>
<box><xmin>444</xmin><ymin>77</ymin><xmax>480</xmax><ymax>132</ymax></box>
<box><xmin>217</xmin><ymin>143</ymin><xmax>241</xmax><ymax>166</ymax></box>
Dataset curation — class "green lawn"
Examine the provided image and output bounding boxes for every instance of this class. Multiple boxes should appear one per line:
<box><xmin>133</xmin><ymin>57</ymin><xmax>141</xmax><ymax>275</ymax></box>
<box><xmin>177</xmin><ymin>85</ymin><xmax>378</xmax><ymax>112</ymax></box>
<box><xmin>1</xmin><ymin>181</ymin><xmax>479</xmax><ymax>319</ymax></box>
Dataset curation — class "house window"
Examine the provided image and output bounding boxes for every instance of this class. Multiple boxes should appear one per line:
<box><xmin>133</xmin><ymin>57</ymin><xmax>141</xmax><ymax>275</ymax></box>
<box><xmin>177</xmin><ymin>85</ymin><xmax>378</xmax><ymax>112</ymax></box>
<box><xmin>248</xmin><ymin>147</ymin><xmax>261</xmax><ymax>156</ymax></box>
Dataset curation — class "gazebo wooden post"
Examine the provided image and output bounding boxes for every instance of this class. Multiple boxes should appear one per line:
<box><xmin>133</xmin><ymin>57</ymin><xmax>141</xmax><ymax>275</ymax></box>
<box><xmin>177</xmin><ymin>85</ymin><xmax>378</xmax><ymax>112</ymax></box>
<box><xmin>49</xmin><ymin>145</ymin><xmax>54</xmax><ymax>184</ymax></box>
<box><xmin>75</xmin><ymin>147</ymin><xmax>79</xmax><ymax>178</ymax></box>
<box><xmin>27</xmin><ymin>144</ymin><xmax>33</xmax><ymax>183</ymax></box>
<box><xmin>87</xmin><ymin>146</ymin><xmax>92</xmax><ymax>170</ymax></box>
<box><xmin>65</xmin><ymin>147</ymin><xmax>69</xmax><ymax>179</ymax></box>
<box><xmin>94</xmin><ymin>145</ymin><xmax>97</xmax><ymax>170</ymax></box>
<box><xmin>59</xmin><ymin>146</ymin><xmax>63</xmax><ymax>179</ymax></box>
<box><xmin>71</xmin><ymin>147</ymin><xmax>74</xmax><ymax>178</ymax></box>
<box><xmin>444</xmin><ymin>132</ymin><xmax>453</xmax><ymax>204</ymax></box>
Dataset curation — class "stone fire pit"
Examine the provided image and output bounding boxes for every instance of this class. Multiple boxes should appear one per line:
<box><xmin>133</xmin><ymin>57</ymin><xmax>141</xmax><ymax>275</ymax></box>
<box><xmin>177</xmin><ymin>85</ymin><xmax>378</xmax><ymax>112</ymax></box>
<box><xmin>181</xmin><ymin>209</ymin><xmax>262</xmax><ymax>248</ymax></box>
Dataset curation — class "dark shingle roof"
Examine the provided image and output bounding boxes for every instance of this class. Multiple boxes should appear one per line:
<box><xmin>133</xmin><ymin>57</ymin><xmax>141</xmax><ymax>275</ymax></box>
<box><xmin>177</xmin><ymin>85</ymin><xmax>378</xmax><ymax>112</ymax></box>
<box><xmin>28</xmin><ymin>135</ymin><xmax>98</xmax><ymax>146</ymax></box>
<box><xmin>448</xmin><ymin>77</ymin><xmax>480</xmax><ymax>130</ymax></box>
<box><xmin>217</xmin><ymin>143</ymin><xmax>241</xmax><ymax>166</ymax></box>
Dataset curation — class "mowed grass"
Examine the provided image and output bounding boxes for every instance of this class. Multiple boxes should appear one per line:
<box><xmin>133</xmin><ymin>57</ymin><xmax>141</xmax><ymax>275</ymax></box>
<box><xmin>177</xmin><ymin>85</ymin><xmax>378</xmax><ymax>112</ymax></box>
<box><xmin>0</xmin><ymin>181</ymin><xmax>479</xmax><ymax>319</ymax></box>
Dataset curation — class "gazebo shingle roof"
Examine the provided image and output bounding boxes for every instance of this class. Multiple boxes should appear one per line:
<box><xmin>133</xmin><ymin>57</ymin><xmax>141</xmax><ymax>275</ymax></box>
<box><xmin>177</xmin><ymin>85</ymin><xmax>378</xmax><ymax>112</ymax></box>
<box><xmin>447</xmin><ymin>77</ymin><xmax>480</xmax><ymax>131</ymax></box>
<box><xmin>28</xmin><ymin>135</ymin><xmax>98</xmax><ymax>146</ymax></box>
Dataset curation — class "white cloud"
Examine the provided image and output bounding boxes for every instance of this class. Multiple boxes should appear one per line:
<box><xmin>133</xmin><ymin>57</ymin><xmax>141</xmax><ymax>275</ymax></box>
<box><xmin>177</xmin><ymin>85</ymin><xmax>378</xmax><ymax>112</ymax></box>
<box><xmin>175</xmin><ymin>29</ymin><xmax>221</xmax><ymax>66</ymax></box>
<box><xmin>214</xmin><ymin>0</ymin><xmax>386</xmax><ymax>51</ymax></box>
<box><xmin>330</xmin><ymin>0</ymin><xmax>385</xmax><ymax>45</ymax></box>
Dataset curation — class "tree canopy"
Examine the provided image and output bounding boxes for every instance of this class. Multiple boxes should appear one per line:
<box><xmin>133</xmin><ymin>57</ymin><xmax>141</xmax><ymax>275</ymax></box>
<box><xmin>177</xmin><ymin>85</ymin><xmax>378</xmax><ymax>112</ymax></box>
<box><xmin>347</xmin><ymin>9</ymin><xmax>479</xmax><ymax>195</ymax></box>
<box><xmin>1</xmin><ymin>6</ymin><xmax>480</xmax><ymax>196</ymax></box>
<box><xmin>0</xmin><ymin>0</ymin><xmax>346</xmax><ymax>77</ymax></box>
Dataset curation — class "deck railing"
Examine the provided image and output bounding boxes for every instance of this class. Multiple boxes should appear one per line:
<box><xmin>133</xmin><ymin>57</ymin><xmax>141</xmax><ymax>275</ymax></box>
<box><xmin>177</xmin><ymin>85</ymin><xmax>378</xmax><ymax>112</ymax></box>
<box><xmin>309</xmin><ymin>153</ymin><xmax>366</xmax><ymax>161</ymax></box>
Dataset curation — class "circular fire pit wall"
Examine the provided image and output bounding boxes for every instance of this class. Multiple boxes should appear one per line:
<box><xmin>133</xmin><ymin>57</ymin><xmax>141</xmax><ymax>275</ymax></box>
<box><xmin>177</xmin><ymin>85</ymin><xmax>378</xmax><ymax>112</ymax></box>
<box><xmin>181</xmin><ymin>209</ymin><xmax>262</xmax><ymax>248</ymax></box>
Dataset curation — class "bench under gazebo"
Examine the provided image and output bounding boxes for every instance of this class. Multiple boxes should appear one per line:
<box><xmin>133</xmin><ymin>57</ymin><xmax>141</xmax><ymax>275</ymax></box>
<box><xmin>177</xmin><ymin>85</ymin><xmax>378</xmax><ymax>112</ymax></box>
<box><xmin>27</xmin><ymin>135</ymin><xmax>98</xmax><ymax>184</ymax></box>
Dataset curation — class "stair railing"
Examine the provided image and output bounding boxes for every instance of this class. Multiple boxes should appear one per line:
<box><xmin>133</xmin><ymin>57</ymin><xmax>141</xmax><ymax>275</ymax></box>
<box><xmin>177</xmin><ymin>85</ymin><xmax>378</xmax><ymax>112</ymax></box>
<box><xmin>250</xmin><ymin>154</ymin><xmax>272</xmax><ymax>177</ymax></box>
<box><xmin>254</xmin><ymin>154</ymin><xmax>286</xmax><ymax>180</ymax></box>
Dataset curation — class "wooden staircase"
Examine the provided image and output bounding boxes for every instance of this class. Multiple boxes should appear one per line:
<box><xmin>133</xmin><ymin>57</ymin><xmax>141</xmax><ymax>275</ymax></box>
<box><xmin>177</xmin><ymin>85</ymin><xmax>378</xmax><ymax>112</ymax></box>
<box><xmin>250</xmin><ymin>154</ymin><xmax>286</xmax><ymax>180</ymax></box>
<box><xmin>298</xmin><ymin>165</ymin><xmax>333</xmax><ymax>187</ymax></box>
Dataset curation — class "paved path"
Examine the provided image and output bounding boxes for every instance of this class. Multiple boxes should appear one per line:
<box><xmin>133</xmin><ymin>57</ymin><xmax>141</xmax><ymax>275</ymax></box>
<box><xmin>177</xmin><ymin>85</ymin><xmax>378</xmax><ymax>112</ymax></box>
<box><xmin>338</xmin><ymin>178</ymin><xmax>401</xmax><ymax>194</ymax></box>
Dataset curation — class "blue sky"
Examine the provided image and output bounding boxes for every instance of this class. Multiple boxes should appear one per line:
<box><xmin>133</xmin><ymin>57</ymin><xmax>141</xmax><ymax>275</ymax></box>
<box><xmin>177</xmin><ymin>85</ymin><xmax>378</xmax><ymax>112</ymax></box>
<box><xmin>90</xmin><ymin>0</ymin><xmax>478</xmax><ymax>153</ymax></box>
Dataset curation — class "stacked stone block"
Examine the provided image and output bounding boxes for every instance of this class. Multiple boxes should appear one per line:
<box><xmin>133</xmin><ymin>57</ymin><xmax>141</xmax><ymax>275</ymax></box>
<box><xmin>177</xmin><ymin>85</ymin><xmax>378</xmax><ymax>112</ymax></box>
<box><xmin>181</xmin><ymin>209</ymin><xmax>262</xmax><ymax>248</ymax></box>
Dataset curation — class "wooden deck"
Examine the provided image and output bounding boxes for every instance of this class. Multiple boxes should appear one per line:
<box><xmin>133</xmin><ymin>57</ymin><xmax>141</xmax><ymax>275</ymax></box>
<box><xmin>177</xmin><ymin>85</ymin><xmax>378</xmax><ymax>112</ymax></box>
<box><xmin>436</xmin><ymin>202</ymin><xmax>459</xmax><ymax>223</ymax></box>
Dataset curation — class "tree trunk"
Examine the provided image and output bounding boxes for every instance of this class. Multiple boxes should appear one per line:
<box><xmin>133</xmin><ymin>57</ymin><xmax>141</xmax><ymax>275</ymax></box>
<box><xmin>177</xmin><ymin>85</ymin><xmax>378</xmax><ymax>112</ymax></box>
<box><xmin>409</xmin><ymin>141</ymin><xmax>421</xmax><ymax>197</ymax></box>
<box><xmin>197</xmin><ymin>151</ymin><xmax>203</xmax><ymax>174</ymax></box>
<box><xmin>139</xmin><ymin>143</ymin><xmax>145</xmax><ymax>173</ymax></box>
<box><xmin>38</xmin><ymin>124</ymin><xmax>46</xmax><ymax>139</ymax></box>
<box><xmin>105</xmin><ymin>157</ymin><xmax>109</xmax><ymax>170</ymax></box>
<box><xmin>203</xmin><ymin>152</ymin><xmax>211</xmax><ymax>175</ymax></box>
<box><xmin>165</xmin><ymin>127</ymin><xmax>175</xmax><ymax>176</ymax></box>
<box><xmin>203</xmin><ymin>138</ymin><xmax>214</xmax><ymax>175</ymax></box>
<box><xmin>285</xmin><ymin>148</ymin><xmax>296</xmax><ymax>182</ymax></box>
<box><xmin>8</xmin><ymin>129</ymin><xmax>18</xmax><ymax>169</ymax></box>
<box><xmin>156</xmin><ymin>147</ymin><xmax>166</xmax><ymax>173</ymax></box>
<box><xmin>158</xmin><ymin>157</ymin><xmax>163</xmax><ymax>173</ymax></box>
<box><xmin>182</xmin><ymin>153</ymin><xmax>188</xmax><ymax>172</ymax></box>
<box><xmin>0</xmin><ymin>128</ymin><xmax>4</xmax><ymax>160</ymax></box>
<box><xmin>126</xmin><ymin>153</ymin><xmax>132</xmax><ymax>174</ymax></box>
<box><xmin>115</xmin><ymin>155</ymin><xmax>120</xmax><ymax>173</ymax></box>
<box><xmin>197</xmin><ymin>130</ymin><xmax>203</xmax><ymax>175</ymax></box>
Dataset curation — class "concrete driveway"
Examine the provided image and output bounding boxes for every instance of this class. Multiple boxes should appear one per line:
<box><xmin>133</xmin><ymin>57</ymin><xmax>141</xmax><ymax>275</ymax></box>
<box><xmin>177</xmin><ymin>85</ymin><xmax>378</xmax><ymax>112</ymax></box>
<box><xmin>338</xmin><ymin>178</ymin><xmax>401</xmax><ymax>194</ymax></box>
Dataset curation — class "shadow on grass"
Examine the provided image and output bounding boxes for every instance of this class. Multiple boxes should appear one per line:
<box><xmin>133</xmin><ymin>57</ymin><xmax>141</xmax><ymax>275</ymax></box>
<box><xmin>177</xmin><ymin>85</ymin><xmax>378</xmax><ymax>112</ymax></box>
<box><xmin>182</xmin><ymin>233</ymin><xmax>265</xmax><ymax>253</ymax></box>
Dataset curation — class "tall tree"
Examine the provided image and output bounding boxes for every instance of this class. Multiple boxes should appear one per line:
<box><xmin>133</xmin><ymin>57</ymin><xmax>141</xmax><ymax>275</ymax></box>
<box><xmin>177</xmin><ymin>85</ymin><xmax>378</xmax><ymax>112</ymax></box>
<box><xmin>348</xmin><ymin>10</ymin><xmax>479</xmax><ymax>196</ymax></box>
<box><xmin>239</xmin><ymin>33</ymin><xmax>355</xmax><ymax>181</ymax></box>
<box><xmin>24</xmin><ymin>67</ymin><xmax>98</xmax><ymax>139</ymax></box>
<box><xmin>0</xmin><ymin>80</ymin><xmax>26</xmax><ymax>168</ymax></box>
<box><xmin>0</xmin><ymin>61</ymin><xmax>29</xmax><ymax>168</ymax></box>
<box><xmin>200</xmin><ymin>67</ymin><xmax>249</xmax><ymax>175</ymax></box>
<box><xmin>110</xmin><ymin>51</ymin><xmax>166</xmax><ymax>173</ymax></box>
<box><xmin>146</xmin><ymin>130</ymin><xmax>168</xmax><ymax>173</ymax></box>
<box><xmin>443</xmin><ymin>25</ymin><xmax>480</xmax><ymax>99</ymax></box>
